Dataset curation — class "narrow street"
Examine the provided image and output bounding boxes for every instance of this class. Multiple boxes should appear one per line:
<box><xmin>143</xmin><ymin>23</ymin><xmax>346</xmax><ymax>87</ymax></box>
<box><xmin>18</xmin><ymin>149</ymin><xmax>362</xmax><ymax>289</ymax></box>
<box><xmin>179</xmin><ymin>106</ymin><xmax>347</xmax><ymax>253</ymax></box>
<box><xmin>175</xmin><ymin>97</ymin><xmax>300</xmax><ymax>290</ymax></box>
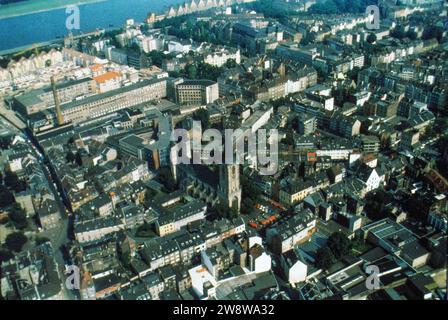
<box><xmin>1</xmin><ymin>115</ymin><xmax>77</xmax><ymax>299</ymax></box>
<box><xmin>28</xmin><ymin>137</ymin><xmax>77</xmax><ymax>300</ymax></box>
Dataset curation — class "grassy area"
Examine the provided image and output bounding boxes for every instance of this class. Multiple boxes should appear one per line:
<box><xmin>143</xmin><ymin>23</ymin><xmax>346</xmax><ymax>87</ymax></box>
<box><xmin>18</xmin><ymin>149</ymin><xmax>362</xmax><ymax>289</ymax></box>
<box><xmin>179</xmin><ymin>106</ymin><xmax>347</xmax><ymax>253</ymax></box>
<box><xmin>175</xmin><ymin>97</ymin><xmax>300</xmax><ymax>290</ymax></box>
<box><xmin>431</xmin><ymin>269</ymin><xmax>447</xmax><ymax>289</ymax></box>
<box><xmin>351</xmin><ymin>238</ymin><xmax>373</xmax><ymax>255</ymax></box>
<box><xmin>0</xmin><ymin>0</ymin><xmax>105</xmax><ymax>19</ymax></box>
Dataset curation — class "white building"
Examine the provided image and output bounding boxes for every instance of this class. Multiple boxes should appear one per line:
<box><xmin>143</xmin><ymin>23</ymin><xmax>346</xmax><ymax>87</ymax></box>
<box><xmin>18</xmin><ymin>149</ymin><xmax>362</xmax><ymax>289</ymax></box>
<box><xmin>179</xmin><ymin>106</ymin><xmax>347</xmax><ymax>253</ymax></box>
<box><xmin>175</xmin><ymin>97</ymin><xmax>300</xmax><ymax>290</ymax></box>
<box><xmin>316</xmin><ymin>147</ymin><xmax>353</xmax><ymax>160</ymax></box>
<box><xmin>281</xmin><ymin>250</ymin><xmax>307</xmax><ymax>284</ymax></box>
<box><xmin>168</xmin><ymin>41</ymin><xmax>192</xmax><ymax>54</ymax></box>
<box><xmin>92</xmin><ymin>71</ymin><xmax>123</xmax><ymax>93</ymax></box>
<box><xmin>248</xmin><ymin>244</ymin><xmax>272</xmax><ymax>273</ymax></box>
<box><xmin>241</xmin><ymin>105</ymin><xmax>274</xmax><ymax>133</ymax></box>
<box><xmin>204</xmin><ymin>48</ymin><xmax>241</xmax><ymax>67</ymax></box>
<box><xmin>358</xmin><ymin>167</ymin><xmax>385</xmax><ymax>193</ymax></box>
<box><xmin>7</xmin><ymin>157</ymin><xmax>23</xmax><ymax>172</ymax></box>
<box><xmin>74</xmin><ymin>217</ymin><xmax>124</xmax><ymax>243</ymax></box>
<box><xmin>188</xmin><ymin>265</ymin><xmax>218</xmax><ymax>299</ymax></box>
<box><xmin>138</xmin><ymin>35</ymin><xmax>164</xmax><ymax>53</ymax></box>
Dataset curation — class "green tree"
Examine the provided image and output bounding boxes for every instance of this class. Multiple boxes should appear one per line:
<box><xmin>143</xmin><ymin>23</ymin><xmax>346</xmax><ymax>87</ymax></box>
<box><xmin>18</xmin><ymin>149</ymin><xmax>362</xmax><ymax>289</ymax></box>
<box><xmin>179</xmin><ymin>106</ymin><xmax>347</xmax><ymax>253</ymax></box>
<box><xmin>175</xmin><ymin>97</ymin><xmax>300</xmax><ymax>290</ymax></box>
<box><xmin>0</xmin><ymin>186</ymin><xmax>15</xmax><ymax>208</ymax></box>
<box><xmin>364</xmin><ymin>190</ymin><xmax>390</xmax><ymax>220</ymax></box>
<box><xmin>315</xmin><ymin>247</ymin><xmax>335</xmax><ymax>270</ymax></box>
<box><xmin>9</xmin><ymin>203</ymin><xmax>27</xmax><ymax>229</ymax></box>
<box><xmin>308</xmin><ymin>0</ymin><xmax>338</xmax><ymax>14</ymax></box>
<box><xmin>196</xmin><ymin>62</ymin><xmax>223</xmax><ymax>81</ymax></box>
<box><xmin>144</xmin><ymin>188</ymin><xmax>157</xmax><ymax>201</ymax></box>
<box><xmin>300</xmin><ymin>32</ymin><xmax>316</xmax><ymax>45</ymax></box>
<box><xmin>241</xmin><ymin>176</ymin><xmax>260</xmax><ymax>203</ymax></box>
<box><xmin>185</xmin><ymin>63</ymin><xmax>197</xmax><ymax>79</ymax></box>
<box><xmin>241</xmin><ymin>197</ymin><xmax>255</xmax><ymax>215</ymax></box>
<box><xmin>249</xmin><ymin>0</ymin><xmax>288</xmax><ymax>18</ymax></box>
<box><xmin>5</xmin><ymin>232</ymin><xmax>28</xmax><ymax>252</ymax></box>
<box><xmin>66</xmin><ymin>150</ymin><xmax>76</xmax><ymax>163</ymax></box>
<box><xmin>327</xmin><ymin>232</ymin><xmax>352</xmax><ymax>259</ymax></box>
<box><xmin>214</xmin><ymin>202</ymin><xmax>228</xmax><ymax>218</ymax></box>
<box><xmin>0</xmin><ymin>135</ymin><xmax>12</xmax><ymax>149</ymax></box>
<box><xmin>225</xmin><ymin>58</ymin><xmax>237</xmax><ymax>69</ymax></box>
<box><xmin>4</xmin><ymin>171</ymin><xmax>26</xmax><ymax>192</ymax></box>
<box><xmin>192</xmin><ymin>108</ymin><xmax>210</xmax><ymax>130</ymax></box>
<box><xmin>157</xmin><ymin>168</ymin><xmax>177</xmax><ymax>192</ymax></box>
<box><xmin>308</xmin><ymin>0</ymin><xmax>378</xmax><ymax>14</ymax></box>
<box><xmin>0</xmin><ymin>248</ymin><xmax>14</xmax><ymax>263</ymax></box>
<box><xmin>147</xmin><ymin>50</ymin><xmax>166</xmax><ymax>67</ymax></box>
<box><xmin>391</xmin><ymin>26</ymin><xmax>407</xmax><ymax>39</ymax></box>
<box><xmin>35</xmin><ymin>236</ymin><xmax>51</xmax><ymax>245</ymax></box>
<box><xmin>407</xmin><ymin>30</ymin><xmax>418</xmax><ymax>40</ymax></box>
<box><xmin>75</xmin><ymin>151</ymin><xmax>83</xmax><ymax>166</ymax></box>
<box><xmin>351</xmin><ymin>233</ymin><xmax>371</xmax><ymax>254</ymax></box>
<box><xmin>281</xmin><ymin>134</ymin><xmax>294</xmax><ymax>147</ymax></box>
<box><xmin>433</xmin><ymin>117</ymin><xmax>448</xmax><ymax>135</ymax></box>
<box><xmin>228</xmin><ymin>206</ymin><xmax>239</xmax><ymax>219</ymax></box>
<box><xmin>366</xmin><ymin>33</ymin><xmax>377</xmax><ymax>44</ymax></box>
<box><xmin>347</xmin><ymin>66</ymin><xmax>361</xmax><ymax>82</ymax></box>
<box><xmin>422</xmin><ymin>26</ymin><xmax>444</xmax><ymax>42</ymax></box>
<box><xmin>290</xmin><ymin>117</ymin><xmax>300</xmax><ymax>132</ymax></box>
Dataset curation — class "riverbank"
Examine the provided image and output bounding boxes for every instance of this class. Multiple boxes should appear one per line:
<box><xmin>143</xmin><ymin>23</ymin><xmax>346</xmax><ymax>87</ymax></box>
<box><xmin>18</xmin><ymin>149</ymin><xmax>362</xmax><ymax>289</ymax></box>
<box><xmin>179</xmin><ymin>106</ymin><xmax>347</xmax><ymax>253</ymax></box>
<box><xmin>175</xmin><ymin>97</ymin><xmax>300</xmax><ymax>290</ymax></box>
<box><xmin>0</xmin><ymin>39</ymin><xmax>61</xmax><ymax>56</ymax></box>
<box><xmin>0</xmin><ymin>0</ymin><xmax>184</xmax><ymax>51</ymax></box>
<box><xmin>0</xmin><ymin>0</ymin><xmax>106</xmax><ymax>19</ymax></box>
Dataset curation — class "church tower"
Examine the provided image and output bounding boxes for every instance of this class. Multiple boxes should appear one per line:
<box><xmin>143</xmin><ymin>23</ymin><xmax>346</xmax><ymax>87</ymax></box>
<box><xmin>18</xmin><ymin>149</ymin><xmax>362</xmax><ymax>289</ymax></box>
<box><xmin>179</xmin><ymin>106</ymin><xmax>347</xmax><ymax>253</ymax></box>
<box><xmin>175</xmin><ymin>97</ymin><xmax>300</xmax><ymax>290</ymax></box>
<box><xmin>219</xmin><ymin>164</ymin><xmax>242</xmax><ymax>213</ymax></box>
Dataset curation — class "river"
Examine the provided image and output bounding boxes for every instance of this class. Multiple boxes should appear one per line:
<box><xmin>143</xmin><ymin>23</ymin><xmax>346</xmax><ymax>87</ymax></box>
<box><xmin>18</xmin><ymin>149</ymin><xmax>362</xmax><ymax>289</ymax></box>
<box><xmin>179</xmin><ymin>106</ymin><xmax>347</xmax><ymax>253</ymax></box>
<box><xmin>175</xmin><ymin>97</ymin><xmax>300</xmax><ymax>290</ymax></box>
<box><xmin>0</xmin><ymin>0</ymin><xmax>185</xmax><ymax>51</ymax></box>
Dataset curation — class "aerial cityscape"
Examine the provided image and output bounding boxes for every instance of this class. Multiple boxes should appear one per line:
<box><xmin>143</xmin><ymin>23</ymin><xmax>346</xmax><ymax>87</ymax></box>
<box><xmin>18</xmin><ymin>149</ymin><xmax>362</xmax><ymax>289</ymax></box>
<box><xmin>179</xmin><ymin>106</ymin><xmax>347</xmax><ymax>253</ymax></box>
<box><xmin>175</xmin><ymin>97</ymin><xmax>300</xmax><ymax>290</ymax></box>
<box><xmin>0</xmin><ymin>0</ymin><xmax>447</xmax><ymax>303</ymax></box>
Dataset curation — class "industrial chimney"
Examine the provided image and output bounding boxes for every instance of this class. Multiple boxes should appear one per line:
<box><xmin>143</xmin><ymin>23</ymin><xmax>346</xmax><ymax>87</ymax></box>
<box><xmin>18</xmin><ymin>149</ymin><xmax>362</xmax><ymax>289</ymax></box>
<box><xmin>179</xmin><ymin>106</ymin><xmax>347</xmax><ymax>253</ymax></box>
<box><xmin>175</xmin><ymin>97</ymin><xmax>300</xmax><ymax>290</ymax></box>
<box><xmin>50</xmin><ymin>76</ymin><xmax>64</xmax><ymax>126</ymax></box>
